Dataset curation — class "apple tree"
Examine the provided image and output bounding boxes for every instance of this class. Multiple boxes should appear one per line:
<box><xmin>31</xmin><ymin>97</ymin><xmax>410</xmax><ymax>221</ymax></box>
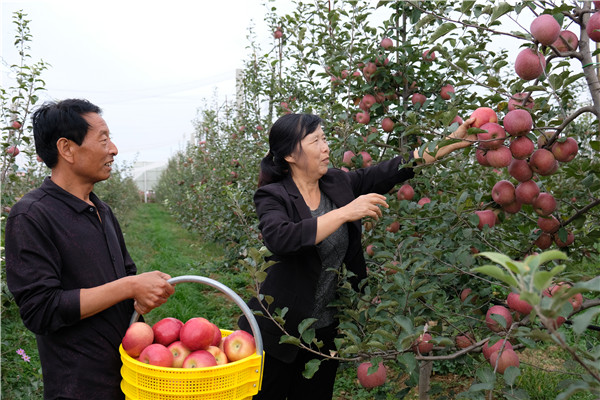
<box><xmin>157</xmin><ymin>1</ymin><xmax>599</xmax><ymax>398</ymax></box>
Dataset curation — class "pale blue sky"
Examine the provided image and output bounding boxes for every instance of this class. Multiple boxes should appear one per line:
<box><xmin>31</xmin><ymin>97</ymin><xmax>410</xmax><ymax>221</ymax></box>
<box><xmin>1</xmin><ymin>0</ymin><xmax>278</xmax><ymax>165</ymax></box>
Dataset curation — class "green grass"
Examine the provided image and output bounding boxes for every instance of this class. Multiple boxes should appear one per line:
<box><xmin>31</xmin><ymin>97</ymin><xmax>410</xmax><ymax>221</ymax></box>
<box><xmin>121</xmin><ymin>203</ymin><xmax>251</xmax><ymax>329</ymax></box>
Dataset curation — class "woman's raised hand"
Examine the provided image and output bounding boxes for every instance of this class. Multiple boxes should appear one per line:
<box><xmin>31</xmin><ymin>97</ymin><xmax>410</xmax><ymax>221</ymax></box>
<box><xmin>342</xmin><ymin>193</ymin><xmax>389</xmax><ymax>222</ymax></box>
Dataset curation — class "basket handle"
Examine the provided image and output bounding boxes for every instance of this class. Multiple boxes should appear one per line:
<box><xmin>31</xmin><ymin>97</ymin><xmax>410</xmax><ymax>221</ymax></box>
<box><xmin>129</xmin><ymin>275</ymin><xmax>263</xmax><ymax>357</ymax></box>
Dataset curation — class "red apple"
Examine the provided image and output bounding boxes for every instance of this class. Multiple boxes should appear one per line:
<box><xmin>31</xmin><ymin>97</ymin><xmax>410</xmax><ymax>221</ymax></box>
<box><xmin>532</xmin><ymin>192</ymin><xmax>557</xmax><ymax>216</ymax></box>
<box><xmin>366</xmin><ymin>244</ymin><xmax>375</xmax><ymax>257</ymax></box>
<box><xmin>360</xmin><ymin>94</ymin><xmax>376</xmax><ymax>111</ymax></box>
<box><xmin>503</xmin><ymin>109</ymin><xmax>532</xmax><ymax>137</ymax></box>
<box><xmin>508</xmin><ymin>158</ymin><xmax>534</xmax><ymax>182</ymax></box>
<box><xmin>515</xmin><ymin>48</ymin><xmax>546</xmax><ymax>81</ymax></box>
<box><xmin>553</xmin><ymin>30</ymin><xmax>579</xmax><ymax>52</ymax></box>
<box><xmin>167</xmin><ymin>340</ymin><xmax>192</xmax><ymax>368</ymax></box>
<box><xmin>362</xmin><ymin>62</ymin><xmax>377</xmax><ymax>77</ymax></box>
<box><xmin>359</xmin><ymin>151</ymin><xmax>372</xmax><ymax>167</ymax></box>
<box><xmin>11</xmin><ymin>120</ymin><xmax>22</xmax><ymax>129</ymax></box>
<box><xmin>6</xmin><ymin>146</ymin><xmax>20</xmax><ymax>157</ymax></box>
<box><xmin>490</xmin><ymin>348</ymin><xmax>520</xmax><ymax>373</ymax></box>
<box><xmin>206</xmin><ymin>345</ymin><xmax>229</xmax><ymax>365</ymax></box>
<box><xmin>380</xmin><ymin>37</ymin><xmax>393</xmax><ymax>49</ymax></box>
<box><xmin>551</xmin><ymin>137</ymin><xmax>578</xmax><ymax>162</ymax></box>
<box><xmin>508</xmin><ymin>92</ymin><xmax>534</xmax><ymax>111</ymax></box>
<box><xmin>122</xmin><ymin>322</ymin><xmax>154</xmax><ymax>358</ymax></box>
<box><xmin>455</xmin><ymin>334</ymin><xmax>475</xmax><ymax>349</ymax></box>
<box><xmin>554</xmin><ymin>230</ymin><xmax>574</xmax><ymax>247</ymax></box>
<box><xmin>530</xmin><ymin>14</ymin><xmax>561</xmax><ymax>45</ymax></box>
<box><xmin>502</xmin><ymin>200</ymin><xmax>522</xmax><ymax>214</ymax></box>
<box><xmin>411</xmin><ymin>93</ymin><xmax>427</xmax><ymax>107</ymax></box>
<box><xmin>475</xmin><ymin>210</ymin><xmax>496</xmax><ymax>230</ymax></box>
<box><xmin>357</xmin><ymin>361</ymin><xmax>387</xmax><ymax>388</ymax></box>
<box><xmin>515</xmin><ymin>180</ymin><xmax>539</xmax><ymax>204</ymax></box>
<box><xmin>485</xmin><ymin>305</ymin><xmax>513</xmax><ymax>332</ymax></box>
<box><xmin>492</xmin><ymin>180</ymin><xmax>516</xmax><ymax>206</ymax></box>
<box><xmin>182</xmin><ymin>350</ymin><xmax>217</xmax><ymax>368</ymax></box>
<box><xmin>534</xmin><ymin>231</ymin><xmax>553</xmax><ymax>249</ymax></box>
<box><xmin>478</xmin><ymin>123</ymin><xmax>507</xmax><ymax>150</ymax></box>
<box><xmin>460</xmin><ymin>288</ymin><xmax>477</xmax><ymax>303</ymax></box>
<box><xmin>356</xmin><ymin>111</ymin><xmax>370</xmax><ymax>125</ymax></box>
<box><xmin>386</xmin><ymin>221</ymin><xmax>400</xmax><ymax>233</ymax></box>
<box><xmin>470</xmin><ymin>107</ymin><xmax>498</xmax><ymax>128</ymax></box>
<box><xmin>422</xmin><ymin>50</ymin><xmax>436</xmax><ymax>61</ymax></box>
<box><xmin>222</xmin><ymin>330</ymin><xmax>256</xmax><ymax>362</ymax></box>
<box><xmin>482</xmin><ymin>339</ymin><xmax>513</xmax><ymax>360</ymax></box>
<box><xmin>381</xmin><ymin>117</ymin><xmax>395</xmax><ymax>132</ymax></box>
<box><xmin>412</xmin><ymin>333</ymin><xmax>433</xmax><ymax>354</ymax></box>
<box><xmin>152</xmin><ymin>317</ymin><xmax>184</xmax><ymax>346</ymax></box>
<box><xmin>210</xmin><ymin>323</ymin><xmax>222</xmax><ymax>347</ymax></box>
<box><xmin>451</xmin><ymin>115</ymin><xmax>464</xmax><ymax>126</ymax></box>
<box><xmin>537</xmin><ymin>215</ymin><xmax>560</xmax><ymax>233</ymax></box>
<box><xmin>509</xmin><ymin>136</ymin><xmax>534</xmax><ymax>159</ymax></box>
<box><xmin>273</xmin><ymin>29</ymin><xmax>283</xmax><ymax>39</ymax></box>
<box><xmin>476</xmin><ymin>148</ymin><xmax>490</xmax><ymax>166</ymax></box>
<box><xmin>397</xmin><ymin>184</ymin><xmax>415</xmax><ymax>201</ymax></box>
<box><xmin>180</xmin><ymin>317</ymin><xmax>217</xmax><ymax>351</ymax></box>
<box><xmin>529</xmin><ymin>149</ymin><xmax>556</xmax><ymax>175</ymax></box>
<box><xmin>342</xmin><ymin>150</ymin><xmax>355</xmax><ymax>167</ymax></box>
<box><xmin>547</xmin><ymin>283</ymin><xmax>583</xmax><ymax>311</ymax></box>
<box><xmin>417</xmin><ymin>197</ymin><xmax>431</xmax><ymax>207</ymax></box>
<box><xmin>138</xmin><ymin>343</ymin><xmax>174</xmax><ymax>367</ymax></box>
<box><xmin>586</xmin><ymin>12</ymin><xmax>600</xmax><ymax>42</ymax></box>
<box><xmin>440</xmin><ymin>84</ymin><xmax>454</xmax><ymax>100</ymax></box>
<box><xmin>506</xmin><ymin>292</ymin><xmax>533</xmax><ymax>315</ymax></box>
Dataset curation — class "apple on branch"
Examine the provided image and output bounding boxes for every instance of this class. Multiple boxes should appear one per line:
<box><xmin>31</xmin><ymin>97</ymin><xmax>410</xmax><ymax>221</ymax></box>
<box><xmin>357</xmin><ymin>361</ymin><xmax>387</xmax><ymax>388</ymax></box>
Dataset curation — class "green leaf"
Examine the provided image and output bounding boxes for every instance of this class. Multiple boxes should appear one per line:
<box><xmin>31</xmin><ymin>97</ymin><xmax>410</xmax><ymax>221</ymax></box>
<box><xmin>473</xmin><ymin>265</ymin><xmax>518</xmax><ymax>287</ymax></box>
<box><xmin>503</xmin><ymin>366</ymin><xmax>521</xmax><ymax>386</ymax></box>
<box><xmin>490</xmin><ymin>2</ymin><xmax>513</xmax><ymax>22</ymax></box>
<box><xmin>298</xmin><ymin>318</ymin><xmax>317</xmax><ymax>334</ymax></box>
<box><xmin>414</xmin><ymin>14</ymin><xmax>436</xmax><ymax>32</ymax></box>
<box><xmin>572</xmin><ymin>306</ymin><xmax>600</xmax><ymax>335</ymax></box>
<box><xmin>531</xmin><ymin>250</ymin><xmax>568</xmax><ymax>266</ymax></box>
<box><xmin>574</xmin><ymin>276</ymin><xmax>600</xmax><ymax>292</ymax></box>
<box><xmin>533</xmin><ymin>271</ymin><xmax>556</xmax><ymax>291</ymax></box>
<box><xmin>461</xmin><ymin>1</ymin><xmax>476</xmax><ymax>14</ymax></box>
<box><xmin>302</xmin><ymin>359</ymin><xmax>321</xmax><ymax>379</ymax></box>
<box><xmin>476</xmin><ymin>252</ymin><xmax>514</xmax><ymax>268</ymax></box>
<box><xmin>430</xmin><ymin>22</ymin><xmax>457</xmax><ymax>43</ymax></box>
<box><xmin>280</xmin><ymin>335</ymin><xmax>301</xmax><ymax>346</ymax></box>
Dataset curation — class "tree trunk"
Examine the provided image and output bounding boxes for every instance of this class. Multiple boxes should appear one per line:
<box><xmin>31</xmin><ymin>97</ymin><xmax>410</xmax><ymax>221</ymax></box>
<box><xmin>418</xmin><ymin>360</ymin><xmax>433</xmax><ymax>400</ymax></box>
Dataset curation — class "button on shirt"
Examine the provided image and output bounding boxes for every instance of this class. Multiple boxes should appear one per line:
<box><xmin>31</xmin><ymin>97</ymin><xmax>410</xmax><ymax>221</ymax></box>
<box><xmin>5</xmin><ymin>177</ymin><xmax>136</xmax><ymax>400</ymax></box>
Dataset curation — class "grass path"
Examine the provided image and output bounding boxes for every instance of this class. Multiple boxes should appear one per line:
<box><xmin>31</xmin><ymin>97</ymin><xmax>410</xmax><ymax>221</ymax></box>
<box><xmin>121</xmin><ymin>203</ymin><xmax>248</xmax><ymax>329</ymax></box>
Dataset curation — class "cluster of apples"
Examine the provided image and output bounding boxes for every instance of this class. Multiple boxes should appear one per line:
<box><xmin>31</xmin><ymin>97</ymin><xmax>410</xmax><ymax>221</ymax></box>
<box><xmin>121</xmin><ymin>317</ymin><xmax>256</xmax><ymax>368</ymax></box>
<box><xmin>476</xmin><ymin>282</ymin><xmax>583</xmax><ymax>374</ymax></box>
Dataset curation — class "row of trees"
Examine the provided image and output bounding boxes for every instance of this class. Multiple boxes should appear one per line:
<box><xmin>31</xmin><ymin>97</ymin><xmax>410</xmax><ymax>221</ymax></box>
<box><xmin>156</xmin><ymin>1</ymin><xmax>599</xmax><ymax>398</ymax></box>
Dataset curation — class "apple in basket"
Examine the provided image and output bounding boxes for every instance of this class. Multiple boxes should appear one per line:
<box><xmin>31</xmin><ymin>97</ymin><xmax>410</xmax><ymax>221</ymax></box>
<box><xmin>180</xmin><ymin>317</ymin><xmax>217</xmax><ymax>351</ymax></box>
<box><xmin>222</xmin><ymin>330</ymin><xmax>256</xmax><ymax>362</ymax></box>
<box><xmin>182</xmin><ymin>350</ymin><xmax>218</xmax><ymax>368</ymax></box>
<box><xmin>210</xmin><ymin>322</ymin><xmax>222</xmax><ymax>346</ymax></box>
<box><xmin>122</xmin><ymin>322</ymin><xmax>154</xmax><ymax>358</ymax></box>
<box><xmin>206</xmin><ymin>345</ymin><xmax>229</xmax><ymax>365</ymax></box>
<box><xmin>167</xmin><ymin>340</ymin><xmax>192</xmax><ymax>368</ymax></box>
<box><xmin>138</xmin><ymin>343</ymin><xmax>174</xmax><ymax>367</ymax></box>
<box><xmin>152</xmin><ymin>317</ymin><xmax>184</xmax><ymax>346</ymax></box>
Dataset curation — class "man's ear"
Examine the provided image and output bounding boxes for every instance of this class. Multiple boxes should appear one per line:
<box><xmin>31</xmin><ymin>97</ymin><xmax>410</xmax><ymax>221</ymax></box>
<box><xmin>56</xmin><ymin>137</ymin><xmax>75</xmax><ymax>164</ymax></box>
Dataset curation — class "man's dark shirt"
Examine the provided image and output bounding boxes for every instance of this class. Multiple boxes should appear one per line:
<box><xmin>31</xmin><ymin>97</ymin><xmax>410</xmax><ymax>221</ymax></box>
<box><xmin>5</xmin><ymin>177</ymin><xmax>136</xmax><ymax>399</ymax></box>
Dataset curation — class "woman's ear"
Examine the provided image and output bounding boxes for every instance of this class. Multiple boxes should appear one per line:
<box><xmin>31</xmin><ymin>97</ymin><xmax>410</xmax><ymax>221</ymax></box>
<box><xmin>284</xmin><ymin>154</ymin><xmax>295</xmax><ymax>164</ymax></box>
<box><xmin>56</xmin><ymin>137</ymin><xmax>75</xmax><ymax>164</ymax></box>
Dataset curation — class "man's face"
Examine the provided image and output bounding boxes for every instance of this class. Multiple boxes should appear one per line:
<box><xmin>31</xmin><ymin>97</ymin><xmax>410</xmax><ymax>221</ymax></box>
<box><xmin>71</xmin><ymin>112</ymin><xmax>118</xmax><ymax>184</ymax></box>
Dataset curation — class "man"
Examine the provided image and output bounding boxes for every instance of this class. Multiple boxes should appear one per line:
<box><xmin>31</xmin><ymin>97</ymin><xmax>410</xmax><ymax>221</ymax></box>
<box><xmin>5</xmin><ymin>99</ymin><xmax>175</xmax><ymax>399</ymax></box>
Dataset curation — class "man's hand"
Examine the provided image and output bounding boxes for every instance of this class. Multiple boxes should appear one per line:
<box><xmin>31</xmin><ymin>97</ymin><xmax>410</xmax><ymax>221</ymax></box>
<box><xmin>131</xmin><ymin>271</ymin><xmax>175</xmax><ymax>315</ymax></box>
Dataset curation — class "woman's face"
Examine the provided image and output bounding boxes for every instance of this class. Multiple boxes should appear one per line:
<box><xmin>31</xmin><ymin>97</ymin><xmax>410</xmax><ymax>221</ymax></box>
<box><xmin>286</xmin><ymin>125</ymin><xmax>330</xmax><ymax>180</ymax></box>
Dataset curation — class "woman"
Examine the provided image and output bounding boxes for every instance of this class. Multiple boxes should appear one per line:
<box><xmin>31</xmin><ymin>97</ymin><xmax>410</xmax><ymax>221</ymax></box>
<box><xmin>239</xmin><ymin>113</ymin><xmax>474</xmax><ymax>399</ymax></box>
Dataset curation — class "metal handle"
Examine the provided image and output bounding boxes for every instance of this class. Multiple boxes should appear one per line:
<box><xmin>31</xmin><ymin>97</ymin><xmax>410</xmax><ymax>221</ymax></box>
<box><xmin>129</xmin><ymin>275</ymin><xmax>263</xmax><ymax>357</ymax></box>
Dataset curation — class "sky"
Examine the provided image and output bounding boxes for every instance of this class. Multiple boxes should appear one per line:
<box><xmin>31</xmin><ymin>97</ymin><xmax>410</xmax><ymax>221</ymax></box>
<box><xmin>1</xmin><ymin>0</ymin><xmax>281</xmax><ymax>167</ymax></box>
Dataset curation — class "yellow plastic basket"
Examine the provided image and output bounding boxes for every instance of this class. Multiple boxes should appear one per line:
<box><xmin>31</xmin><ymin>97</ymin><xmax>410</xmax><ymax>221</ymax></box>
<box><xmin>120</xmin><ymin>275</ymin><xmax>264</xmax><ymax>400</ymax></box>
